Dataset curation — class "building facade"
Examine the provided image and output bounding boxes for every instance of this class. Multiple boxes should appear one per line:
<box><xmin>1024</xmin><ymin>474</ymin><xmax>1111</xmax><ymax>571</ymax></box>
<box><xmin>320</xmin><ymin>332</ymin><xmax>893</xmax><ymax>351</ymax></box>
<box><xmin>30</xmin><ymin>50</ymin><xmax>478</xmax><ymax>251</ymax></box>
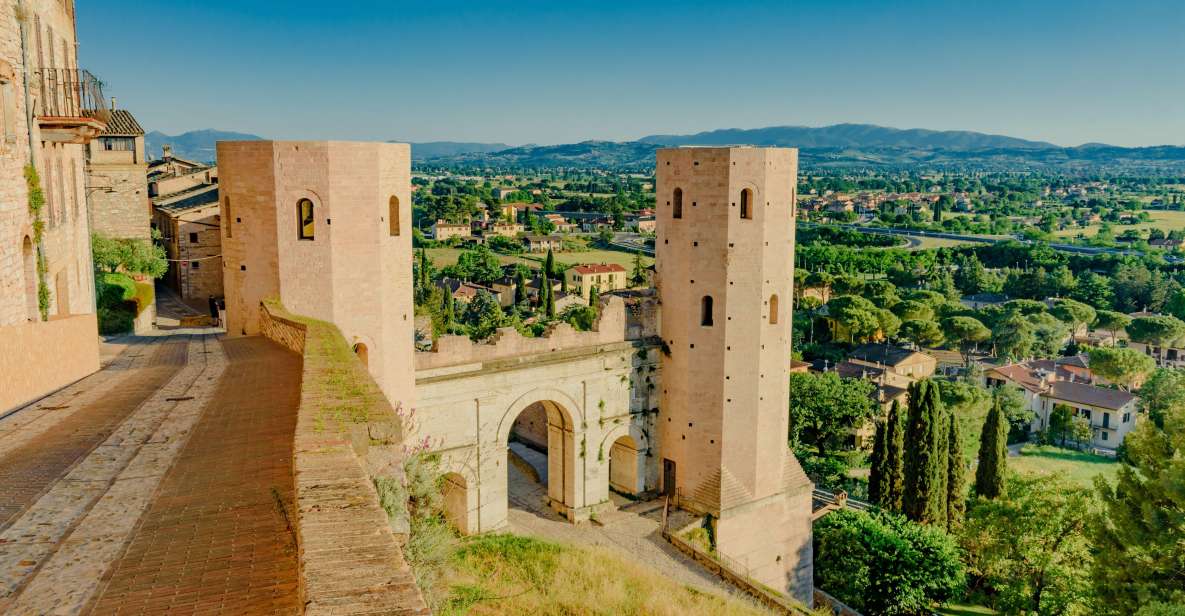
<box><xmin>0</xmin><ymin>0</ymin><xmax>105</xmax><ymax>412</ymax></box>
<box><xmin>565</xmin><ymin>263</ymin><xmax>627</xmax><ymax>300</ymax></box>
<box><xmin>655</xmin><ymin>147</ymin><xmax>813</xmax><ymax>601</ymax></box>
<box><xmin>85</xmin><ymin>104</ymin><xmax>149</xmax><ymax>239</ymax></box>
<box><xmin>149</xmin><ymin>152</ymin><xmax>221</xmax><ymax>303</ymax></box>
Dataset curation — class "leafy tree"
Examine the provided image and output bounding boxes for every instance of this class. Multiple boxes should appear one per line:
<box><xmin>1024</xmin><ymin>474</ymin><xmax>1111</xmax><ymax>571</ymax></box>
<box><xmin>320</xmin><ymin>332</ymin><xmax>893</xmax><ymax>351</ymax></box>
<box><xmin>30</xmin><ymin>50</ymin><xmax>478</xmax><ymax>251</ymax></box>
<box><xmin>1029</xmin><ymin>312</ymin><xmax>1070</xmax><ymax>358</ymax></box>
<box><xmin>91</xmin><ymin>233</ymin><xmax>168</xmax><ymax>278</ymax></box>
<box><xmin>901</xmin><ymin>318</ymin><xmax>945</xmax><ymax>349</ymax></box>
<box><xmin>975</xmin><ymin>397</ymin><xmax>1008</xmax><ymax>499</ymax></box>
<box><xmin>448</xmin><ymin>245</ymin><xmax>503</xmax><ymax>284</ymax></box>
<box><xmin>832</xmin><ymin>274</ymin><xmax>866</xmax><ymax>296</ymax></box>
<box><xmin>814</xmin><ymin>509</ymin><xmax>965</xmax><ymax>616</ymax></box>
<box><xmin>942</xmin><ymin>316</ymin><xmax>991</xmax><ymax>365</ymax></box>
<box><xmin>1166</xmin><ymin>289</ymin><xmax>1185</xmax><ymax>322</ymax></box>
<box><xmin>991</xmin><ymin>312</ymin><xmax>1036</xmax><ymax>361</ymax></box>
<box><xmin>1087</xmin><ymin>346</ymin><xmax>1155</xmax><ymax>391</ymax></box>
<box><xmin>789</xmin><ymin>372</ymin><xmax>877</xmax><ymax>460</ymax></box>
<box><xmin>868</xmin><ymin>410</ymin><xmax>891</xmax><ymax>507</ymax></box>
<box><xmin>932</xmin><ymin>269</ymin><xmax>962</xmax><ymax>303</ymax></box>
<box><xmin>442</xmin><ymin>291</ymin><xmax>455</xmax><ymax>331</ymax></box>
<box><xmin>543</xmin><ymin>247</ymin><xmax>556</xmax><ymax>279</ymax></box>
<box><xmin>558</xmin><ymin>304</ymin><xmax>597</xmax><ymax>331</ymax></box>
<box><xmin>1138</xmin><ymin>368</ymin><xmax>1185</xmax><ymax>425</ymax></box>
<box><xmin>893</xmin><ymin>299</ymin><xmax>935</xmax><ymax>322</ymax></box>
<box><xmin>514</xmin><ymin>268</ymin><xmax>528</xmax><ymax>305</ymax></box>
<box><xmin>1094</xmin><ymin>310</ymin><xmax>1132</xmax><ymax>344</ymax></box>
<box><xmin>863</xmin><ymin>279</ymin><xmax>901</xmax><ymax>308</ymax></box>
<box><xmin>946</xmin><ymin>412</ymin><xmax>966</xmax><ymax>532</ymax></box>
<box><xmin>1071</xmin><ymin>271</ymin><xmax>1115</xmax><ymax>310</ymax></box>
<box><xmin>1128</xmin><ymin>315</ymin><xmax>1185</xmax><ymax>366</ymax></box>
<box><xmin>962</xmin><ymin>474</ymin><xmax>1094</xmax><ymax>615</ymax></box>
<box><xmin>1047</xmin><ymin>404</ymin><xmax>1073</xmax><ymax>447</ymax></box>
<box><xmin>903</xmin><ymin>380</ymin><xmax>949</xmax><ymax>525</ymax></box>
<box><xmin>828</xmin><ymin>295</ymin><xmax>881</xmax><ymax>343</ymax></box>
<box><xmin>629</xmin><ymin>250</ymin><xmax>647</xmax><ymax>286</ymax></box>
<box><xmin>462</xmin><ymin>290</ymin><xmax>504</xmax><ymax>340</ymax></box>
<box><xmin>1004</xmin><ymin>298</ymin><xmax>1048</xmax><ymax>315</ymax></box>
<box><xmin>876</xmin><ymin>308</ymin><xmax>902</xmax><ymax>341</ymax></box>
<box><xmin>1050</xmin><ymin>298</ymin><xmax>1097</xmax><ymax>332</ymax></box>
<box><xmin>870</xmin><ymin>400</ymin><xmax>906</xmax><ymax>513</ymax></box>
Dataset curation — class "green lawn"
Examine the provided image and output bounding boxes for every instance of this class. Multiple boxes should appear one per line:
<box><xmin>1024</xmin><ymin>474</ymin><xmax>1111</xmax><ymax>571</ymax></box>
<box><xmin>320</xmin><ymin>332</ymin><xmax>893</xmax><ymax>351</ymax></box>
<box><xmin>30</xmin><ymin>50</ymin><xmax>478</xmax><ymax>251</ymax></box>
<box><xmin>910</xmin><ymin>236</ymin><xmax>979</xmax><ymax>250</ymax></box>
<box><xmin>1052</xmin><ymin>209</ymin><xmax>1185</xmax><ymax>239</ymax></box>
<box><xmin>1010</xmin><ymin>444</ymin><xmax>1119</xmax><ymax>489</ymax></box>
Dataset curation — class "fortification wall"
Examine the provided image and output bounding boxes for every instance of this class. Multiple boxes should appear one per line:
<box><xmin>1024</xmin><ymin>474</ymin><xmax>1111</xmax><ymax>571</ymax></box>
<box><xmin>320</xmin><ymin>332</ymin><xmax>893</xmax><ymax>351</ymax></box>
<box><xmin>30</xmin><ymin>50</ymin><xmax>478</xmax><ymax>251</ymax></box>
<box><xmin>415</xmin><ymin>295</ymin><xmax>658</xmax><ymax>371</ymax></box>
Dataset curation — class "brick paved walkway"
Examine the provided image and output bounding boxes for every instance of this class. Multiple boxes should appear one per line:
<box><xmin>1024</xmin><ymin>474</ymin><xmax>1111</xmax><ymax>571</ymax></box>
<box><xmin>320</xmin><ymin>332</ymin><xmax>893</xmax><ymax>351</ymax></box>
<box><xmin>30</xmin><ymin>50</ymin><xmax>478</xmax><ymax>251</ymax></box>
<box><xmin>86</xmin><ymin>337</ymin><xmax>303</xmax><ymax>615</ymax></box>
<box><xmin>0</xmin><ymin>338</ymin><xmax>188</xmax><ymax>530</ymax></box>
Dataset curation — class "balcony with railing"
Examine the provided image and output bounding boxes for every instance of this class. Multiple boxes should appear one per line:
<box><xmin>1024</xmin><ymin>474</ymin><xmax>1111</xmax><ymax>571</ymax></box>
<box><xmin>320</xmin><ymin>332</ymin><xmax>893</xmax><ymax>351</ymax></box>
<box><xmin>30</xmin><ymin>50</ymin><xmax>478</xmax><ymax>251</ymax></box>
<box><xmin>35</xmin><ymin>68</ymin><xmax>108</xmax><ymax>144</ymax></box>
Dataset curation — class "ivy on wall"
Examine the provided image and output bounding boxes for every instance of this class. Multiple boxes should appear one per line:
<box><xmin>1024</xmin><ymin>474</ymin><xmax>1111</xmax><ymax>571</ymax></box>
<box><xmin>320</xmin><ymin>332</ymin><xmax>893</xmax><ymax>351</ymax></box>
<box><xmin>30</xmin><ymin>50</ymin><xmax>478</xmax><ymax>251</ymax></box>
<box><xmin>25</xmin><ymin>165</ymin><xmax>49</xmax><ymax>320</ymax></box>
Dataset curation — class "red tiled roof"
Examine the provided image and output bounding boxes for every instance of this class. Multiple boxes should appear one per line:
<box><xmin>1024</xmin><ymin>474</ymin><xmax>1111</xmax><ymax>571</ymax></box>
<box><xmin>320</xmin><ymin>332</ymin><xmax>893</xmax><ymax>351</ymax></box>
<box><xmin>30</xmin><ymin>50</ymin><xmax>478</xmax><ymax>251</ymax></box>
<box><xmin>571</xmin><ymin>264</ymin><xmax>626</xmax><ymax>275</ymax></box>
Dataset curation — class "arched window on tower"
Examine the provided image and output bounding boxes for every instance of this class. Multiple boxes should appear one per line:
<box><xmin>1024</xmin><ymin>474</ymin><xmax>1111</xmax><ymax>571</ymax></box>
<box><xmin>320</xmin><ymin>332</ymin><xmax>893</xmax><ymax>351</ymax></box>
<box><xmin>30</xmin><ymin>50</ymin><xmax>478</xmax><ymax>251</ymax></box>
<box><xmin>701</xmin><ymin>295</ymin><xmax>714</xmax><ymax>327</ymax></box>
<box><xmin>673</xmin><ymin>188</ymin><xmax>683</xmax><ymax>219</ymax></box>
<box><xmin>389</xmin><ymin>196</ymin><xmax>401</xmax><ymax>236</ymax></box>
<box><xmin>769</xmin><ymin>294</ymin><xmax>779</xmax><ymax>324</ymax></box>
<box><xmin>740</xmin><ymin>188</ymin><xmax>753</xmax><ymax>220</ymax></box>
<box><xmin>297</xmin><ymin>198</ymin><xmax>315</xmax><ymax>240</ymax></box>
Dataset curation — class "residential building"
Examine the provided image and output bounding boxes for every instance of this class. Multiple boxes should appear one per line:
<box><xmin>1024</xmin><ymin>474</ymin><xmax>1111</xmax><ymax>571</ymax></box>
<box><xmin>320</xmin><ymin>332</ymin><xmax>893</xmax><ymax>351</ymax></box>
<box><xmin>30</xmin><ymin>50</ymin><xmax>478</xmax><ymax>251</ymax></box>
<box><xmin>985</xmin><ymin>360</ymin><xmax>1140</xmax><ymax>449</ymax></box>
<box><xmin>485</xmin><ymin>221</ymin><xmax>523</xmax><ymax>238</ymax></box>
<box><xmin>565</xmin><ymin>263</ymin><xmax>627</xmax><ymax>300</ymax></box>
<box><xmin>148</xmin><ymin>147</ymin><xmax>215</xmax><ymax>198</ymax></box>
<box><xmin>152</xmin><ymin>184</ymin><xmax>222</xmax><ymax>302</ymax></box>
<box><xmin>1</xmin><ymin>0</ymin><xmax>107</xmax><ymax>412</ymax></box>
<box><xmin>523</xmin><ymin>234</ymin><xmax>563</xmax><ymax>252</ymax></box>
<box><xmin>437</xmin><ymin>277</ymin><xmax>500</xmax><ymax>305</ymax></box>
<box><xmin>84</xmin><ymin>103</ymin><xmax>149</xmax><ymax>239</ymax></box>
<box><xmin>626</xmin><ymin>215</ymin><xmax>656</xmax><ymax>233</ymax></box>
<box><xmin>554</xmin><ymin>292</ymin><xmax>587</xmax><ymax>312</ymax></box>
<box><xmin>492</xmin><ymin>187</ymin><xmax>517</xmax><ymax>200</ymax></box>
<box><xmin>847</xmin><ymin>343</ymin><xmax>938</xmax><ymax>380</ymax></box>
<box><xmin>432</xmin><ymin>219</ymin><xmax>471</xmax><ymax>241</ymax></box>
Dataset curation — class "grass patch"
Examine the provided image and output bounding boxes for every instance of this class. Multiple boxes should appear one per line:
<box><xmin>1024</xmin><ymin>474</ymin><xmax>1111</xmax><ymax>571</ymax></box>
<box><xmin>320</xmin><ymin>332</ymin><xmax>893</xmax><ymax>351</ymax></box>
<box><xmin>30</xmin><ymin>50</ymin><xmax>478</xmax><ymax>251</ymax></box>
<box><xmin>425</xmin><ymin>242</ymin><xmax>652</xmax><ymax>271</ymax></box>
<box><xmin>936</xmin><ymin>602</ymin><xmax>998</xmax><ymax>616</ymax></box>
<box><xmin>436</xmin><ymin>533</ymin><xmax>769</xmax><ymax>616</ymax></box>
<box><xmin>1052</xmin><ymin>210</ymin><xmax>1185</xmax><ymax>239</ymax></box>
<box><xmin>1011</xmin><ymin>444</ymin><xmax>1119</xmax><ymax>488</ymax></box>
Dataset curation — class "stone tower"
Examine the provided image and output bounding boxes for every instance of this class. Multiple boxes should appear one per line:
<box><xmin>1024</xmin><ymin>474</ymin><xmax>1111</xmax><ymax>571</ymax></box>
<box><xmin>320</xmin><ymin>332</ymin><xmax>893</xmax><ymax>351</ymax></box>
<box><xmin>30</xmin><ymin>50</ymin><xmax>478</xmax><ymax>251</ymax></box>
<box><xmin>217</xmin><ymin>141</ymin><xmax>415</xmax><ymax>411</ymax></box>
<box><xmin>655</xmin><ymin>146</ymin><xmax>813</xmax><ymax>601</ymax></box>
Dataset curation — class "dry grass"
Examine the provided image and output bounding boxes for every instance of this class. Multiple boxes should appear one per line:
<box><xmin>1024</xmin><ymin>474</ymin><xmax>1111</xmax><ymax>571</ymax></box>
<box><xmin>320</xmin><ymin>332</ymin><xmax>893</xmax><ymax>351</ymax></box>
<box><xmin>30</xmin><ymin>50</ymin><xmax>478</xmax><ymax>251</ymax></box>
<box><xmin>1052</xmin><ymin>210</ymin><xmax>1185</xmax><ymax>238</ymax></box>
<box><xmin>437</xmin><ymin>534</ymin><xmax>770</xmax><ymax>616</ymax></box>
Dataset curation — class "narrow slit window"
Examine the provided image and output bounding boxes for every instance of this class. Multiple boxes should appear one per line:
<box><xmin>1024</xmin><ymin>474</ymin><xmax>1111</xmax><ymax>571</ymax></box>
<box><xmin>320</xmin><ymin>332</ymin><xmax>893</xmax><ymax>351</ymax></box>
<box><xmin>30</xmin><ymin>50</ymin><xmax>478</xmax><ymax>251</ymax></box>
<box><xmin>298</xmin><ymin>198</ymin><xmax>315</xmax><ymax>240</ymax></box>
<box><xmin>769</xmin><ymin>294</ymin><xmax>779</xmax><ymax>324</ymax></box>
<box><xmin>673</xmin><ymin>188</ymin><xmax>683</xmax><ymax>219</ymax></box>
<box><xmin>701</xmin><ymin>295</ymin><xmax>714</xmax><ymax>326</ymax></box>
<box><xmin>224</xmin><ymin>197</ymin><xmax>232</xmax><ymax>238</ymax></box>
<box><xmin>389</xmin><ymin>196</ymin><xmax>401</xmax><ymax>236</ymax></box>
<box><xmin>740</xmin><ymin>188</ymin><xmax>753</xmax><ymax>219</ymax></box>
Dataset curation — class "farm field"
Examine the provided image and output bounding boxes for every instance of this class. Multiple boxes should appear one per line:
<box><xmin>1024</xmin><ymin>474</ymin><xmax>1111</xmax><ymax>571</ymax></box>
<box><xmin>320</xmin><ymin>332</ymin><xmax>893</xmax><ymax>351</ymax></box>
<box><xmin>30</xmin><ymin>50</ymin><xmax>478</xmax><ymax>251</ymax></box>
<box><xmin>1052</xmin><ymin>209</ymin><xmax>1185</xmax><ymax>239</ymax></box>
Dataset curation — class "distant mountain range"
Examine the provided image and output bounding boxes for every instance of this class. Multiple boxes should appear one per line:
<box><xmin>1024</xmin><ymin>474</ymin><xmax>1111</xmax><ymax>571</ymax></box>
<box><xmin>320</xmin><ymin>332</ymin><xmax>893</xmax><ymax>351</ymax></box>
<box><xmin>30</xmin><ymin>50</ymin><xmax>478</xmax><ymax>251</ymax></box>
<box><xmin>146</xmin><ymin>124</ymin><xmax>1185</xmax><ymax>172</ymax></box>
<box><xmin>145</xmin><ymin>129</ymin><xmax>262</xmax><ymax>162</ymax></box>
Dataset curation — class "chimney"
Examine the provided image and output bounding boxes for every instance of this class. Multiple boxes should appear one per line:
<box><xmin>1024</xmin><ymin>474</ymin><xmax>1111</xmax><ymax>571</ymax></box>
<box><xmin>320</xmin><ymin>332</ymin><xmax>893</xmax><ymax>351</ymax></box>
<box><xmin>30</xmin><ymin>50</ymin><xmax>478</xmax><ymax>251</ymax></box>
<box><xmin>162</xmin><ymin>144</ymin><xmax>173</xmax><ymax>160</ymax></box>
<box><xmin>110</xmin><ymin>97</ymin><xmax>117</xmax><ymax>111</ymax></box>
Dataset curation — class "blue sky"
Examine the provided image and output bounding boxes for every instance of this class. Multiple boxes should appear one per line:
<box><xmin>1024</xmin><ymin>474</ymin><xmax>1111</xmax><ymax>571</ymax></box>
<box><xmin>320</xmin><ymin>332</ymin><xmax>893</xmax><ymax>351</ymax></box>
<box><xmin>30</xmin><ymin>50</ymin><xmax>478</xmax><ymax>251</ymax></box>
<box><xmin>77</xmin><ymin>1</ymin><xmax>1184</xmax><ymax>146</ymax></box>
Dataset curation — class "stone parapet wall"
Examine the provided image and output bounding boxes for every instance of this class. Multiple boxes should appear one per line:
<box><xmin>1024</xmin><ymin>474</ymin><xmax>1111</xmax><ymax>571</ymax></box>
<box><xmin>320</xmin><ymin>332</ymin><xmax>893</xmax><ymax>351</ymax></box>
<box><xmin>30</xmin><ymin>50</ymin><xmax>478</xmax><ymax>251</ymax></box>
<box><xmin>416</xmin><ymin>295</ymin><xmax>658</xmax><ymax>370</ymax></box>
<box><xmin>260</xmin><ymin>300</ymin><xmax>429</xmax><ymax>616</ymax></box>
<box><xmin>0</xmin><ymin>314</ymin><xmax>100</xmax><ymax>413</ymax></box>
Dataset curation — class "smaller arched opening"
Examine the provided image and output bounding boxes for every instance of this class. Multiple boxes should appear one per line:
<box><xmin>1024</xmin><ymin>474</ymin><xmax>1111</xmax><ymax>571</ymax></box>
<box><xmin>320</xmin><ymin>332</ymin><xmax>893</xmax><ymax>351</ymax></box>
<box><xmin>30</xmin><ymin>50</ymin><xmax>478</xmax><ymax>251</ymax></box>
<box><xmin>701</xmin><ymin>295</ymin><xmax>714</xmax><ymax>327</ymax></box>
<box><xmin>507</xmin><ymin>399</ymin><xmax>576</xmax><ymax>519</ymax></box>
<box><xmin>441</xmin><ymin>472</ymin><xmax>471</xmax><ymax>534</ymax></box>
<box><xmin>608</xmin><ymin>435</ymin><xmax>642</xmax><ymax>496</ymax></box>
<box><xmin>21</xmin><ymin>236</ymin><xmax>37</xmax><ymax>321</ymax></box>
<box><xmin>297</xmin><ymin>198</ymin><xmax>315</xmax><ymax>240</ymax></box>
<box><xmin>223</xmin><ymin>196</ymin><xmax>233</xmax><ymax>238</ymax></box>
<box><xmin>769</xmin><ymin>294</ymin><xmax>779</xmax><ymax>325</ymax></box>
<box><xmin>352</xmin><ymin>342</ymin><xmax>369</xmax><ymax>368</ymax></box>
<box><xmin>740</xmin><ymin>188</ymin><xmax>753</xmax><ymax>220</ymax></box>
<box><xmin>672</xmin><ymin>187</ymin><xmax>683</xmax><ymax>219</ymax></box>
<box><xmin>388</xmin><ymin>196</ymin><xmax>401</xmax><ymax>236</ymax></box>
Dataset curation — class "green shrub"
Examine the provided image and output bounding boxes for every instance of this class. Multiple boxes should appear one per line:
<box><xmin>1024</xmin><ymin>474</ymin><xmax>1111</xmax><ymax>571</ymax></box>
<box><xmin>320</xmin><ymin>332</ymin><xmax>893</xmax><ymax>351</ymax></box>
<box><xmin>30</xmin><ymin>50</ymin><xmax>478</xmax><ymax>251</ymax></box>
<box><xmin>815</xmin><ymin>508</ymin><xmax>965</xmax><ymax>615</ymax></box>
<box><xmin>98</xmin><ymin>305</ymin><xmax>135</xmax><ymax>334</ymax></box>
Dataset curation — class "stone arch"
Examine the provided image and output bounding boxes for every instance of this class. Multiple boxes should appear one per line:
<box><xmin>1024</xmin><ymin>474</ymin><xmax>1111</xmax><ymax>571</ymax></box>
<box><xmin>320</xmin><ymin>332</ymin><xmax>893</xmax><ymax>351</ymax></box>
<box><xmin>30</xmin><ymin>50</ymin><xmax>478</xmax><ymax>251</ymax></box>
<box><xmin>599</xmin><ymin>421</ymin><xmax>648</xmax><ymax>497</ymax></box>
<box><xmin>21</xmin><ymin>235</ymin><xmax>37</xmax><ymax>321</ymax></box>
<box><xmin>740</xmin><ymin>187</ymin><xmax>754</xmax><ymax>220</ymax></box>
<box><xmin>352</xmin><ymin>342</ymin><xmax>369</xmax><ymax>368</ymax></box>
<box><xmin>499</xmin><ymin>388</ymin><xmax>582</xmax><ymax>517</ymax></box>
<box><xmin>672</xmin><ymin>187</ymin><xmax>683</xmax><ymax>219</ymax></box>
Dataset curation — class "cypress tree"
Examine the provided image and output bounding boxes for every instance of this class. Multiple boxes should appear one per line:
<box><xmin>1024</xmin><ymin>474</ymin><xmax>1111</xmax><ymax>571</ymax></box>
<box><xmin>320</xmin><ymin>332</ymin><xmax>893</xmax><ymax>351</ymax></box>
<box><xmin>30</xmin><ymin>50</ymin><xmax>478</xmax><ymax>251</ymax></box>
<box><xmin>902</xmin><ymin>380</ymin><xmax>947</xmax><ymax>524</ymax></box>
<box><xmin>545</xmin><ymin>276</ymin><xmax>556</xmax><ymax>318</ymax></box>
<box><xmin>442</xmin><ymin>291</ymin><xmax>454</xmax><ymax>330</ymax></box>
<box><xmin>884</xmin><ymin>400</ymin><xmax>905</xmax><ymax>513</ymax></box>
<box><xmin>868</xmin><ymin>415</ymin><xmax>890</xmax><ymax>508</ymax></box>
<box><xmin>974</xmin><ymin>396</ymin><xmax>1008</xmax><ymax>499</ymax></box>
<box><xmin>544</xmin><ymin>248</ymin><xmax>555</xmax><ymax>279</ymax></box>
<box><xmin>514</xmin><ymin>269</ymin><xmax>528</xmax><ymax>305</ymax></box>
<box><xmin>946</xmin><ymin>412</ymin><xmax>966</xmax><ymax>532</ymax></box>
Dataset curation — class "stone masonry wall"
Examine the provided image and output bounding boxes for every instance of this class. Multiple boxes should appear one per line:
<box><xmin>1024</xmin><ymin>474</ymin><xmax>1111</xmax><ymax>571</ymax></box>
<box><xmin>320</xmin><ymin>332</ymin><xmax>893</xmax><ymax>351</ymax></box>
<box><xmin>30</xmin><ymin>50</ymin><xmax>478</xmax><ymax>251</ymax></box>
<box><xmin>0</xmin><ymin>313</ymin><xmax>100</xmax><ymax>412</ymax></box>
<box><xmin>260</xmin><ymin>300</ymin><xmax>429</xmax><ymax>616</ymax></box>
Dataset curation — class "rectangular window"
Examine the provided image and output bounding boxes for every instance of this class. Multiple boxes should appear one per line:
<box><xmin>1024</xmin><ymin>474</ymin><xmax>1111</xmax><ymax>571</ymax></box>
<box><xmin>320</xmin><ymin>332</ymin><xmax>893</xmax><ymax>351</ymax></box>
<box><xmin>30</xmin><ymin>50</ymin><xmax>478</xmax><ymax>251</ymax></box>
<box><xmin>101</xmin><ymin>137</ymin><xmax>136</xmax><ymax>151</ymax></box>
<box><xmin>191</xmin><ymin>261</ymin><xmax>200</xmax><ymax>269</ymax></box>
<box><xmin>298</xmin><ymin>198</ymin><xmax>315</xmax><ymax>240</ymax></box>
<box><xmin>189</xmin><ymin>232</ymin><xmax>198</xmax><ymax>243</ymax></box>
<box><xmin>1101</xmin><ymin>431</ymin><xmax>1108</xmax><ymax>441</ymax></box>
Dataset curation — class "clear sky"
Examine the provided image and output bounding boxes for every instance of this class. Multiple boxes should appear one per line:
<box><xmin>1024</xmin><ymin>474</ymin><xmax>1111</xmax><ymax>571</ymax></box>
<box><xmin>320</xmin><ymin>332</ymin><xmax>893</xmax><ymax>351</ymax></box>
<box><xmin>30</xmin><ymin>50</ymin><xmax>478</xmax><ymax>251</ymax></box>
<box><xmin>77</xmin><ymin>0</ymin><xmax>1184</xmax><ymax>147</ymax></box>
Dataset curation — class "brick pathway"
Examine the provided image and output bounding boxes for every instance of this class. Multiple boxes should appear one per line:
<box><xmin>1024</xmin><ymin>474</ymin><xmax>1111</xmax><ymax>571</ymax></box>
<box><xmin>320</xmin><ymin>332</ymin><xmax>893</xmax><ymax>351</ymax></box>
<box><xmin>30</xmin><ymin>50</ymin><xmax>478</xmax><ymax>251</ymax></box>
<box><xmin>0</xmin><ymin>338</ymin><xmax>188</xmax><ymax>530</ymax></box>
<box><xmin>86</xmin><ymin>337</ymin><xmax>303</xmax><ymax>615</ymax></box>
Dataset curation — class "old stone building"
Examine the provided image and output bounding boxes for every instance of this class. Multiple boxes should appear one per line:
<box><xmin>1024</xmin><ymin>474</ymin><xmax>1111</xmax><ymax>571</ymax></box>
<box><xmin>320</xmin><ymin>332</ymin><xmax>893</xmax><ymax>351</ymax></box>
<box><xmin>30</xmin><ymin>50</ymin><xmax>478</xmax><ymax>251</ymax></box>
<box><xmin>655</xmin><ymin>147</ymin><xmax>813</xmax><ymax>600</ymax></box>
<box><xmin>85</xmin><ymin>103</ymin><xmax>149</xmax><ymax>239</ymax></box>
<box><xmin>150</xmin><ymin>151</ymin><xmax>221</xmax><ymax>303</ymax></box>
<box><xmin>0</xmin><ymin>0</ymin><xmax>106</xmax><ymax>412</ymax></box>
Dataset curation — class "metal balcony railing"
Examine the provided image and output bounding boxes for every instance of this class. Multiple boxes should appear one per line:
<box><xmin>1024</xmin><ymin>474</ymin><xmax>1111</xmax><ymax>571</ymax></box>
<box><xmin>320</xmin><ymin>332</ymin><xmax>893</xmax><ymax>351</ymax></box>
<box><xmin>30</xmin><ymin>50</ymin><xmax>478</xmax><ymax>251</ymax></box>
<box><xmin>36</xmin><ymin>67</ymin><xmax>106</xmax><ymax>119</ymax></box>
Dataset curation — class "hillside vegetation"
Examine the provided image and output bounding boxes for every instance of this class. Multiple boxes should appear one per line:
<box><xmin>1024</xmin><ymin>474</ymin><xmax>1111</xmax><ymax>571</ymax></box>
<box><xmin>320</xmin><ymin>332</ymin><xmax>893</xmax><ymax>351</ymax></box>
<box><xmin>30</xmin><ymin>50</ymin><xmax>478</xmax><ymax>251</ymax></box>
<box><xmin>436</xmin><ymin>534</ymin><xmax>770</xmax><ymax>616</ymax></box>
